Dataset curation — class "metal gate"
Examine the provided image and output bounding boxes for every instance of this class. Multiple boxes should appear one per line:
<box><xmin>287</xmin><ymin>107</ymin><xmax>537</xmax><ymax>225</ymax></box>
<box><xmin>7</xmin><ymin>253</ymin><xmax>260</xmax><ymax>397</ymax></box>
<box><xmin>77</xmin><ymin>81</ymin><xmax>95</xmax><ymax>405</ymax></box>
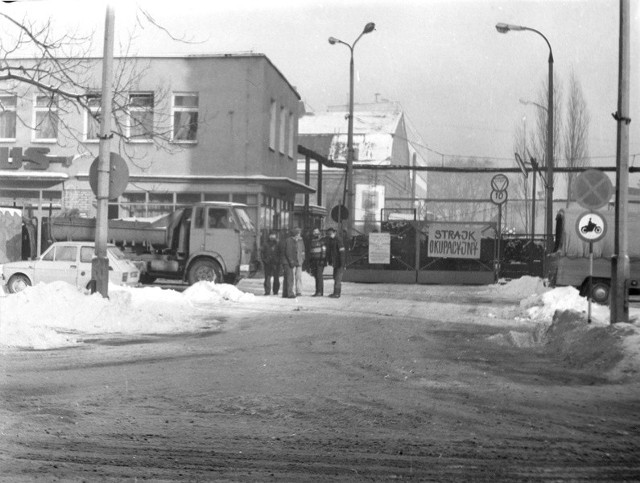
<box><xmin>345</xmin><ymin>216</ymin><xmax>498</xmax><ymax>285</ymax></box>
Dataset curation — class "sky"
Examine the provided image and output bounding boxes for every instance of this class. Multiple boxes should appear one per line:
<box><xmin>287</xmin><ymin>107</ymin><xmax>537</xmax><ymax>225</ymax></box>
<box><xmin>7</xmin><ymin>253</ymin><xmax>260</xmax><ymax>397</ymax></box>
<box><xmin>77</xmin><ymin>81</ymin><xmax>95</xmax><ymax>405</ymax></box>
<box><xmin>2</xmin><ymin>0</ymin><xmax>639</xmax><ymax>166</ymax></box>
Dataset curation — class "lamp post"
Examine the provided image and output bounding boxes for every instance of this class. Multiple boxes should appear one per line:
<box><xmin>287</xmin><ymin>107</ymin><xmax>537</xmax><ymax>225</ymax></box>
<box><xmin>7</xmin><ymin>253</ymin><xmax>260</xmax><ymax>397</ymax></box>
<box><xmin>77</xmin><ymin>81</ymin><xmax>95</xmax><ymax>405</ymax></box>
<box><xmin>329</xmin><ymin>21</ymin><xmax>375</xmax><ymax>239</ymax></box>
<box><xmin>497</xmin><ymin>23</ymin><xmax>555</xmax><ymax>260</ymax></box>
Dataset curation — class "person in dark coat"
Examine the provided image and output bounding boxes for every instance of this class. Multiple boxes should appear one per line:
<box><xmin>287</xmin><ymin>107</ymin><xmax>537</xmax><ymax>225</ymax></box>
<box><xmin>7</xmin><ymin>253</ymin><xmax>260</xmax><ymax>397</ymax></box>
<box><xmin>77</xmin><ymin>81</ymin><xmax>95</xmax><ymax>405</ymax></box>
<box><xmin>308</xmin><ymin>228</ymin><xmax>327</xmax><ymax>296</ymax></box>
<box><xmin>260</xmin><ymin>231</ymin><xmax>280</xmax><ymax>295</ymax></box>
<box><xmin>280</xmin><ymin>228</ymin><xmax>297</xmax><ymax>298</ymax></box>
<box><xmin>325</xmin><ymin>227</ymin><xmax>346</xmax><ymax>298</ymax></box>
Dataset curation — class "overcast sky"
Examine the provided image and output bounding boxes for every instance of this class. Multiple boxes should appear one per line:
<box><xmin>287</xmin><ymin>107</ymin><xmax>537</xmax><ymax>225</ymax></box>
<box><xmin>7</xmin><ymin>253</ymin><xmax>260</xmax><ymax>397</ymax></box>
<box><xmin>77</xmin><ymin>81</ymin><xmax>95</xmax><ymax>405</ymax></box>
<box><xmin>5</xmin><ymin>0</ymin><xmax>639</xmax><ymax>166</ymax></box>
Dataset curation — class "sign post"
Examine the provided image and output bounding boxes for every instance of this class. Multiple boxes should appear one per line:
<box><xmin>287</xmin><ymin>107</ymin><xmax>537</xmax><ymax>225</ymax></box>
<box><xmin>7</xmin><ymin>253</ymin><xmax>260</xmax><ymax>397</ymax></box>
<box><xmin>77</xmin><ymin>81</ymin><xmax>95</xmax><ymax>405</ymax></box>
<box><xmin>490</xmin><ymin>174</ymin><xmax>508</xmax><ymax>281</ymax></box>
<box><xmin>576</xmin><ymin>211</ymin><xmax>607</xmax><ymax>323</ymax></box>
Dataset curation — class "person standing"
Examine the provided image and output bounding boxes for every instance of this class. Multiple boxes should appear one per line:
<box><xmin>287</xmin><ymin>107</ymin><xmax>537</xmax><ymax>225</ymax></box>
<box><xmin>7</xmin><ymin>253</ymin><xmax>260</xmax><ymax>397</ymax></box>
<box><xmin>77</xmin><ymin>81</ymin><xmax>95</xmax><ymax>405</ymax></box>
<box><xmin>308</xmin><ymin>228</ymin><xmax>327</xmax><ymax>296</ymax></box>
<box><xmin>293</xmin><ymin>227</ymin><xmax>305</xmax><ymax>296</ymax></box>
<box><xmin>260</xmin><ymin>231</ymin><xmax>280</xmax><ymax>296</ymax></box>
<box><xmin>280</xmin><ymin>228</ymin><xmax>297</xmax><ymax>298</ymax></box>
<box><xmin>325</xmin><ymin>227</ymin><xmax>346</xmax><ymax>298</ymax></box>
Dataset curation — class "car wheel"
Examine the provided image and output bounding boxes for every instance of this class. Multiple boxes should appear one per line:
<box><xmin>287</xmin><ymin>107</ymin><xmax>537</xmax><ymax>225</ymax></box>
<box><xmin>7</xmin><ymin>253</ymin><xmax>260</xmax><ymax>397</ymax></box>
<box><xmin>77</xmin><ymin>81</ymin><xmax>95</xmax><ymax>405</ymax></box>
<box><xmin>583</xmin><ymin>278</ymin><xmax>610</xmax><ymax>305</ymax></box>
<box><xmin>7</xmin><ymin>274</ymin><xmax>31</xmax><ymax>293</ymax></box>
<box><xmin>187</xmin><ymin>259</ymin><xmax>223</xmax><ymax>285</ymax></box>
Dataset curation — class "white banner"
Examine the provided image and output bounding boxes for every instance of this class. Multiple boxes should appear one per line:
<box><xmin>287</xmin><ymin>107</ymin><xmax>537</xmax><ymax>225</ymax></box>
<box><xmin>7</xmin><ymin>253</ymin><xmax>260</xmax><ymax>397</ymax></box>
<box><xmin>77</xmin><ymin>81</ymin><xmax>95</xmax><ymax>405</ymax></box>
<box><xmin>427</xmin><ymin>224</ymin><xmax>481</xmax><ymax>259</ymax></box>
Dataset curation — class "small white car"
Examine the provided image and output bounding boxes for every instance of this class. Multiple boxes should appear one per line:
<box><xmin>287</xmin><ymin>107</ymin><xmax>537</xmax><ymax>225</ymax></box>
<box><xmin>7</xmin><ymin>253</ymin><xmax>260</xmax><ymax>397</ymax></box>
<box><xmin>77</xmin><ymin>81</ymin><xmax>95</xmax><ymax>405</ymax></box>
<box><xmin>2</xmin><ymin>241</ymin><xmax>140</xmax><ymax>294</ymax></box>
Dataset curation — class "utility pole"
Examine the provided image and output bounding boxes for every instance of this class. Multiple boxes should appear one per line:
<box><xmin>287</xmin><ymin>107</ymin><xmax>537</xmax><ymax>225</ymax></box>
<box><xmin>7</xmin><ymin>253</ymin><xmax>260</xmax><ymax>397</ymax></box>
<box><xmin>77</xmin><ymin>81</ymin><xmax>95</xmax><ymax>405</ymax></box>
<box><xmin>92</xmin><ymin>5</ymin><xmax>115</xmax><ymax>298</ymax></box>
<box><xmin>611</xmin><ymin>0</ymin><xmax>631</xmax><ymax>323</ymax></box>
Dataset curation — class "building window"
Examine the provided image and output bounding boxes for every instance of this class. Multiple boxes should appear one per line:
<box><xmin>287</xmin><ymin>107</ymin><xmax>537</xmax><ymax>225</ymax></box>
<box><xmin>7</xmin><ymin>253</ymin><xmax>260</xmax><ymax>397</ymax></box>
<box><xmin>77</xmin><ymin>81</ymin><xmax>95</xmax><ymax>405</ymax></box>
<box><xmin>127</xmin><ymin>92</ymin><xmax>154</xmax><ymax>142</ymax></box>
<box><xmin>279</xmin><ymin>106</ymin><xmax>286</xmax><ymax>154</ymax></box>
<box><xmin>288</xmin><ymin>111</ymin><xmax>294</xmax><ymax>159</ymax></box>
<box><xmin>0</xmin><ymin>94</ymin><xmax>17</xmax><ymax>140</ymax></box>
<box><xmin>269</xmin><ymin>100</ymin><xmax>277</xmax><ymax>151</ymax></box>
<box><xmin>84</xmin><ymin>94</ymin><xmax>101</xmax><ymax>142</ymax></box>
<box><xmin>172</xmin><ymin>93</ymin><xmax>198</xmax><ymax>143</ymax></box>
<box><xmin>33</xmin><ymin>93</ymin><xmax>58</xmax><ymax>142</ymax></box>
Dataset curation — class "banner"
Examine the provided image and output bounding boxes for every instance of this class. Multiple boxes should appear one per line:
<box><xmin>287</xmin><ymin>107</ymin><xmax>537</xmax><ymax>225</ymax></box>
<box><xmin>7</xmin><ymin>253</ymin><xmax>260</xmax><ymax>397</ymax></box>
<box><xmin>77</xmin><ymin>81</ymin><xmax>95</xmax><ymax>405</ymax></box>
<box><xmin>427</xmin><ymin>224</ymin><xmax>481</xmax><ymax>259</ymax></box>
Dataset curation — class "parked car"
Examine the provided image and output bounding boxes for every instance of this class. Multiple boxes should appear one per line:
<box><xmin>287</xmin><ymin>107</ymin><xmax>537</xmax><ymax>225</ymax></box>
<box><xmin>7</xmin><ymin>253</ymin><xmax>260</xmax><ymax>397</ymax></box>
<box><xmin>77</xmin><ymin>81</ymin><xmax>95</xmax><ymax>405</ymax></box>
<box><xmin>1</xmin><ymin>241</ymin><xmax>140</xmax><ymax>294</ymax></box>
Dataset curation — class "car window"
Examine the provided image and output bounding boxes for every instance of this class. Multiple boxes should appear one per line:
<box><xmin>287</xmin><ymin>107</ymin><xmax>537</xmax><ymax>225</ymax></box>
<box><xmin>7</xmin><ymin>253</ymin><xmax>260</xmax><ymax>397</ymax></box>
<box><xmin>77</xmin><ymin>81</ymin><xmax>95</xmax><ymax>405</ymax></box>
<box><xmin>208</xmin><ymin>208</ymin><xmax>230</xmax><ymax>229</ymax></box>
<box><xmin>41</xmin><ymin>247</ymin><xmax>55</xmax><ymax>261</ymax></box>
<box><xmin>55</xmin><ymin>245</ymin><xmax>77</xmax><ymax>262</ymax></box>
<box><xmin>80</xmin><ymin>247</ymin><xmax>94</xmax><ymax>263</ymax></box>
<box><xmin>194</xmin><ymin>207</ymin><xmax>204</xmax><ymax>229</ymax></box>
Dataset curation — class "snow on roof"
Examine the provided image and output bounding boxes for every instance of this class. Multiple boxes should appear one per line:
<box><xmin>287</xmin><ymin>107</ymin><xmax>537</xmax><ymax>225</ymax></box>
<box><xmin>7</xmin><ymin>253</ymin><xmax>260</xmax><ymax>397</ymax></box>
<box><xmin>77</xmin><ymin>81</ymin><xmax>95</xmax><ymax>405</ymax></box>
<box><xmin>299</xmin><ymin>110</ymin><xmax>402</xmax><ymax>165</ymax></box>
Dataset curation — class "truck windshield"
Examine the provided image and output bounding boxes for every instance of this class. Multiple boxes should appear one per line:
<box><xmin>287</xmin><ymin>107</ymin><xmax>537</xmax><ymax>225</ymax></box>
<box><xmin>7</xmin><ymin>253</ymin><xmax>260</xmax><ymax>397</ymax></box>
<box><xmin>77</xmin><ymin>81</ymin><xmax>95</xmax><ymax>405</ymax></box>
<box><xmin>234</xmin><ymin>207</ymin><xmax>255</xmax><ymax>231</ymax></box>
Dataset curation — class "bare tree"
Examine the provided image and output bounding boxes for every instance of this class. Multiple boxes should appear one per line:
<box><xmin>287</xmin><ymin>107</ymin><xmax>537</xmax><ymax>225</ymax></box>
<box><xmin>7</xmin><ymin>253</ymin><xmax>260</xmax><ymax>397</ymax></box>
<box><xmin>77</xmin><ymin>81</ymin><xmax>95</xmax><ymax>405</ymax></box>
<box><xmin>563</xmin><ymin>68</ymin><xmax>590</xmax><ymax>206</ymax></box>
<box><xmin>530</xmin><ymin>72</ymin><xmax>563</xmax><ymax>192</ymax></box>
<box><xmin>512</xmin><ymin>116</ymin><xmax>530</xmax><ymax>233</ymax></box>
<box><xmin>428</xmin><ymin>157</ymin><xmax>495</xmax><ymax>222</ymax></box>
<box><xmin>0</xmin><ymin>11</ymin><xmax>195</xmax><ymax>169</ymax></box>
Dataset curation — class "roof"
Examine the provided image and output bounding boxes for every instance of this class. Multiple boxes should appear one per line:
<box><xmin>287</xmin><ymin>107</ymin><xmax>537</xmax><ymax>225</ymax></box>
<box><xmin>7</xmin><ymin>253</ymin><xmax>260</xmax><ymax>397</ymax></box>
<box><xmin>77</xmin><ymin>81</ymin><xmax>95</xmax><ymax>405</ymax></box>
<box><xmin>298</xmin><ymin>110</ymin><xmax>403</xmax><ymax>165</ymax></box>
<box><xmin>5</xmin><ymin>52</ymin><xmax>301</xmax><ymax>100</ymax></box>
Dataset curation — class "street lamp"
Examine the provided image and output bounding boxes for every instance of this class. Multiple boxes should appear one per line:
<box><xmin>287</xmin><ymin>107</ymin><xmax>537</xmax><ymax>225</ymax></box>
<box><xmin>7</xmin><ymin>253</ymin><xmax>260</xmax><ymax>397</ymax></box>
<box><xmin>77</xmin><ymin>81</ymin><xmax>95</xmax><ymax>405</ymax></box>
<box><xmin>328</xmin><ymin>21</ymin><xmax>375</xmax><ymax>239</ymax></box>
<box><xmin>497</xmin><ymin>22</ymin><xmax>555</xmax><ymax>261</ymax></box>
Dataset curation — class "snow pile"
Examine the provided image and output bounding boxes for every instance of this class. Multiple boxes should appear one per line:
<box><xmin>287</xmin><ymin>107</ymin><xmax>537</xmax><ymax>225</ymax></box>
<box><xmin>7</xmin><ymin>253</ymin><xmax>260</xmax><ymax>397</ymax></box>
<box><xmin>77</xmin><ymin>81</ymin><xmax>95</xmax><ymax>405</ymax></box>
<box><xmin>0</xmin><ymin>281</ymin><xmax>254</xmax><ymax>350</ymax></box>
<box><xmin>493</xmin><ymin>276</ymin><xmax>548</xmax><ymax>298</ymax></box>
<box><xmin>520</xmin><ymin>285</ymin><xmax>611</xmax><ymax>324</ymax></box>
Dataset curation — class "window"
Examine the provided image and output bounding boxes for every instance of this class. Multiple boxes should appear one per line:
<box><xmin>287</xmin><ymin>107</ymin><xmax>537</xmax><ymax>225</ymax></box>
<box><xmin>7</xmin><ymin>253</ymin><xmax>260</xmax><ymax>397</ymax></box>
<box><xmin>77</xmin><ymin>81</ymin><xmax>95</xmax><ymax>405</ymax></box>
<box><xmin>279</xmin><ymin>106</ymin><xmax>286</xmax><ymax>154</ymax></box>
<box><xmin>172</xmin><ymin>93</ymin><xmax>198</xmax><ymax>142</ymax></box>
<box><xmin>84</xmin><ymin>94</ymin><xmax>101</xmax><ymax>141</ymax></box>
<box><xmin>208</xmin><ymin>208</ymin><xmax>230</xmax><ymax>229</ymax></box>
<box><xmin>0</xmin><ymin>94</ymin><xmax>17</xmax><ymax>139</ymax></box>
<box><xmin>55</xmin><ymin>245</ymin><xmax>77</xmax><ymax>262</ymax></box>
<box><xmin>127</xmin><ymin>92</ymin><xmax>154</xmax><ymax>141</ymax></box>
<box><xmin>288</xmin><ymin>111</ymin><xmax>294</xmax><ymax>158</ymax></box>
<box><xmin>33</xmin><ymin>93</ymin><xmax>58</xmax><ymax>141</ymax></box>
<box><xmin>80</xmin><ymin>247</ymin><xmax>94</xmax><ymax>263</ymax></box>
<box><xmin>269</xmin><ymin>100</ymin><xmax>277</xmax><ymax>151</ymax></box>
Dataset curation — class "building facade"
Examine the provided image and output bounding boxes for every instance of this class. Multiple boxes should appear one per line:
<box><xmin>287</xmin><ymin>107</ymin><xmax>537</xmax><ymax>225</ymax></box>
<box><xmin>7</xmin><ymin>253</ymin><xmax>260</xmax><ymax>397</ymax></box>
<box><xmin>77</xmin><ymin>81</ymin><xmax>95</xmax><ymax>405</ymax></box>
<box><xmin>296</xmin><ymin>101</ymin><xmax>428</xmax><ymax>235</ymax></box>
<box><xmin>0</xmin><ymin>53</ymin><xmax>313</xmax><ymax>255</ymax></box>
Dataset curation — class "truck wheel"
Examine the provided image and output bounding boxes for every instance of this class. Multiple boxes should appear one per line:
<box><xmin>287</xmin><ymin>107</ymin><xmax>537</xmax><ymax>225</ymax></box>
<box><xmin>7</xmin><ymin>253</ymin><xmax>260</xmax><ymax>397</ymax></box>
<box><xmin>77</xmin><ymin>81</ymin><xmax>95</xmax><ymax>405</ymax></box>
<box><xmin>187</xmin><ymin>259</ymin><xmax>223</xmax><ymax>285</ymax></box>
<box><xmin>8</xmin><ymin>274</ymin><xmax>31</xmax><ymax>293</ymax></box>
<box><xmin>583</xmin><ymin>278</ymin><xmax>610</xmax><ymax>305</ymax></box>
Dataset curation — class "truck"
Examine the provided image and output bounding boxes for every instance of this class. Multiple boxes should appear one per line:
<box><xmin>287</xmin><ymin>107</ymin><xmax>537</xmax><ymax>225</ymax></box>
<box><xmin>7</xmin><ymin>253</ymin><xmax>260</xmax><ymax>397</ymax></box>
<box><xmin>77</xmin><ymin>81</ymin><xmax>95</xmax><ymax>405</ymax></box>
<box><xmin>48</xmin><ymin>202</ymin><xmax>258</xmax><ymax>285</ymax></box>
<box><xmin>547</xmin><ymin>207</ymin><xmax>640</xmax><ymax>304</ymax></box>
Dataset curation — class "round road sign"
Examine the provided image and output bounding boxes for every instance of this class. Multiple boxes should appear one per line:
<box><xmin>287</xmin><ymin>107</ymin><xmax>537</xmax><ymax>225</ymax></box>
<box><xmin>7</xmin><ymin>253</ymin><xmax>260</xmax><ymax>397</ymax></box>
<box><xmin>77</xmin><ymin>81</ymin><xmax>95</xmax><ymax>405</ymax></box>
<box><xmin>89</xmin><ymin>153</ymin><xmax>129</xmax><ymax>200</ymax></box>
<box><xmin>573</xmin><ymin>169</ymin><xmax>613</xmax><ymax>210</ymax></box>
<box><xmin>576</xmin><ymin>211</ymin><xmax>607</xmax><ymax>243</ymax></box>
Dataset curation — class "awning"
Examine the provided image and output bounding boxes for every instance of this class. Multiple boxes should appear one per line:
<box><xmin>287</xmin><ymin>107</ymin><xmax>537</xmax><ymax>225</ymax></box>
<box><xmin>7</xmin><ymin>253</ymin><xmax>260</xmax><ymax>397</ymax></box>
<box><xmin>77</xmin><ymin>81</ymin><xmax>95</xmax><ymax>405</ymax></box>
<box><xmin>75</xmin><ymin>173</ymin><xmax>315</xmax><ymax>194</ymax></box>
<box><xmin>0</xmin><ymin>171</ymin><xmax>68</xmax><ymax>190</ymax></box>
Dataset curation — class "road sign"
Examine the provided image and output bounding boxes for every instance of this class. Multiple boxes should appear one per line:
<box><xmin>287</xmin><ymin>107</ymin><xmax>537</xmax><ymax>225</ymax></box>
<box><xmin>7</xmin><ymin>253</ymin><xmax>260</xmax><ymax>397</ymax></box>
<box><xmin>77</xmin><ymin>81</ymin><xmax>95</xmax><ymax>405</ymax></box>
<box><xmin>490</xmin><ymin>174</ymin><xmax>509</xmax><ymax>192</ymax></box>
<box><xmin>331</xmin><ymin>204</ymin><xmax>349</xmax><ymax>222</ymax></box>
<box><xmin>490</xmin><ymin>174</ymin><xmax>509</xmax><ymax>205</ymax></box>
<box><xmin>576</xmin><ymin>211</ymin><xmax>607</xmax><ymax>243</ymax></box>
<box><xmin>89</xmin><ymin>153</ymin><xmax>129</xmax><ymax>200</ymax></box>
<box><xmin>490</xmin><ymin>190</ymin><xmax>508</xmax><ymax>205</ymax></box>
<box><xmin>573</xmin><ymin>169</ymin><xmax>613</xmax><ymax>210</ymax></box>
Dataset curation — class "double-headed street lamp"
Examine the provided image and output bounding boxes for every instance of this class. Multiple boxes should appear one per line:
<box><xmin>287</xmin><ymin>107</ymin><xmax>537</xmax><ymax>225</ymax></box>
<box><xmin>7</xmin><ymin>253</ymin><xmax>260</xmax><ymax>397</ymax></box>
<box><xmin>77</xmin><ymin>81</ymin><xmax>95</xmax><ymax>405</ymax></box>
<box><xmin>329</xmin><ymin>21</ymin><xmax>375</xmax><ymax>239</ymax></box>
<box><xmin>496</xmin><ymin>22</ymin><xmax>555</xmax><ymax>258</ymax></box>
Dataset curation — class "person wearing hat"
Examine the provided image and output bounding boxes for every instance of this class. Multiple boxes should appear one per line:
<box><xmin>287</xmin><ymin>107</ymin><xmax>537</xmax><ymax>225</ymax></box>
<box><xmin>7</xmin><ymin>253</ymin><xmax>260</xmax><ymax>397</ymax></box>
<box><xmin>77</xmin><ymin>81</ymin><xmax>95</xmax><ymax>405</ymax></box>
<box><xmin>325</xmin><ymin>227</ymin><xmax>346</xmax><ymax>298</ymax></box>
<box><xmin>260</xmin><ymin>231</ymin><xmax>280</xmax><ymax>296</ymax></box>
<box><xmin>308</xmin><ymin>227</ymin><xmax>327</xmax><ymax>296</ymax></box>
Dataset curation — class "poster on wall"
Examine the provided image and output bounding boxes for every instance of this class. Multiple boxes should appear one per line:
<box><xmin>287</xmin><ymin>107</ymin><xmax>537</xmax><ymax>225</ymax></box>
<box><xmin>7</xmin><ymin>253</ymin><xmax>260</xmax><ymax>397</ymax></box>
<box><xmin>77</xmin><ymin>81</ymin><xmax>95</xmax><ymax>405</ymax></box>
<box><xmin>355</xmin><ymin>184</ymin><xmax>385</xmax><ymax>232</ymax></box>
<box><xmin>427</xmin><ymin>224</ymin><xmax>481</xmax><ymax>259</ymax></box>
<box><xmin>368</xmin><ymin>232</ymin><xmax>390</xmax><ymax>264</ymax></box>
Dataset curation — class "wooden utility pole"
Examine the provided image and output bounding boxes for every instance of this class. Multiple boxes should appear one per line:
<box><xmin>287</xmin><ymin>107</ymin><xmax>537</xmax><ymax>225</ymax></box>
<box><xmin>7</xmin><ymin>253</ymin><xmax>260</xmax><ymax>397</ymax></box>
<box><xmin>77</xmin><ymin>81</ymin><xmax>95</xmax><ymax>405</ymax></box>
<box><xmin>611</xmin><ymin>0</ymin><xmax>631</xmax><ymax>323</ymax></box>
<box><xmin>92</xmin><ymin>5</ymin><xmax>115</xmax><ymax>298</ymax></box>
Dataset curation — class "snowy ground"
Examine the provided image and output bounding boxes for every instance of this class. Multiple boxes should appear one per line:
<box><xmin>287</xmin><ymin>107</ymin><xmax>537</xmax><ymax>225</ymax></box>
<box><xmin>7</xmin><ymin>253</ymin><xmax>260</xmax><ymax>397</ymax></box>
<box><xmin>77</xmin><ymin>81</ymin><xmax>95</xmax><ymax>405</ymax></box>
<box><xmin>1</xmin><ymin>274</ymin><xmax>639</xmax><ymax>381</ymax></box>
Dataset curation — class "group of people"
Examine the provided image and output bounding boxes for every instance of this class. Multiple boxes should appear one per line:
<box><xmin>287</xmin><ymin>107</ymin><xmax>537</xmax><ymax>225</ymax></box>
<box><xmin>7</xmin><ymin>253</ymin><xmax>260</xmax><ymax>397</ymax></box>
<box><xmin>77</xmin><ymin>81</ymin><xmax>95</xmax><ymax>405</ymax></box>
<box><xmin>260</xmin><ymin>227</ymin><xmax>346</xmax><ymax>299</ymax></box>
